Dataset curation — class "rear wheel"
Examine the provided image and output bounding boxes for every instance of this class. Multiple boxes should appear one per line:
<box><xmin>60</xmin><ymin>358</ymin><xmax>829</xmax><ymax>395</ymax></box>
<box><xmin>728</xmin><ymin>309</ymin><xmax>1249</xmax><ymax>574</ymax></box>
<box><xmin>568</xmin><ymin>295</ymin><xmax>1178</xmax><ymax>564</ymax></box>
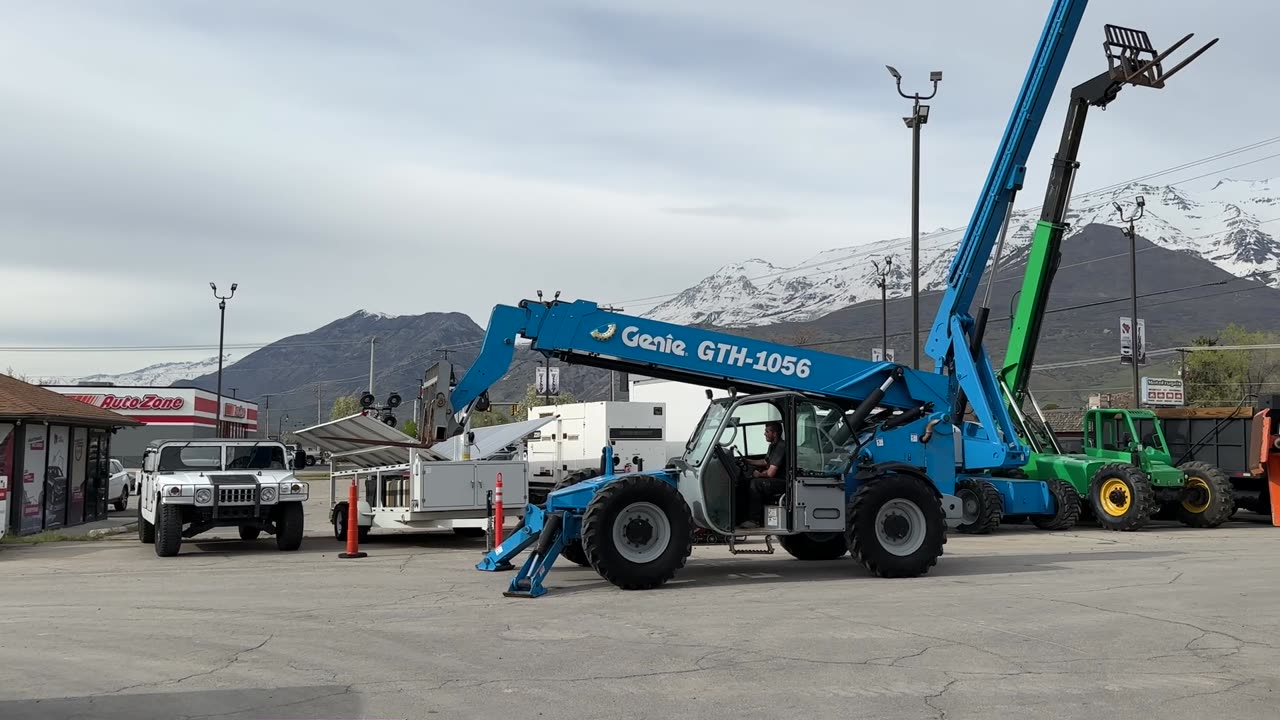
<box><xmin>1030</xmin><ymin>479</ymin><xmax>1080</xmax><ymax>530</ymax></box>
<box><xmin>955</xmin><ymin>479</ymin><xmax>1003</xmax><ymax>534</ymax></box>
<box><xmin>137</xmin><ymin>501</ymin><xmax>155</xmax><ymax>544</ymax></box>
<box><xmin>1176</xmin><ymin>461</ymin><xmax>1234</xmax><ymax>528</ymax></box>
<box><xmin>1089</xmin><ymin>463</ymin><xmax>1154</xmax><ymax>531</ymax></box>
<box><xmin>114</xmin><ymin>486</ymin><xmax>128</xmax><ymax>512</ymax></box>
<box><xmin>581</xmin><ymin>475</ymin><xmax>693</xmax><ymax>590</ymax></box>
<box><xmin>778</xmin><ymin>532</ymin><xmax>848</xmax><ymax>560</ymax></box>
<box><xmin>847</xmin><ymin>470</ymin><xmax>946</xmax><ymax>578</ymax></box>
<box><xmin>553</xmin><ymin>468</ymin><xmax>598</xmax><ymax>568</ymax></box>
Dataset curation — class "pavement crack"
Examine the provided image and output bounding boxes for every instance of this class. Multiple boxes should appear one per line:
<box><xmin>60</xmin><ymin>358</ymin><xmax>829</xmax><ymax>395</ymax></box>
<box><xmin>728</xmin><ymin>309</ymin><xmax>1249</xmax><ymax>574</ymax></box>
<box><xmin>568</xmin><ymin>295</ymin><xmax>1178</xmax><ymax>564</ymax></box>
<box><xmin>1032</xmin><ymin>596</ymin><xmax>1272</xmax><ymax>650</ymax></box>
<box><xmin>923</xmin><ymin>678</ymin><xmax>959</xmax><ymax>719</ymax></box>
<box><xmin>1159</xmin><ymin>679</ymin><xmax>1253</xmax><ymax>706</ymax></box>
<box><xmin>101</xmin><ymin>633</ymin><xmax>275</xmax><ymax>695</ymax></box>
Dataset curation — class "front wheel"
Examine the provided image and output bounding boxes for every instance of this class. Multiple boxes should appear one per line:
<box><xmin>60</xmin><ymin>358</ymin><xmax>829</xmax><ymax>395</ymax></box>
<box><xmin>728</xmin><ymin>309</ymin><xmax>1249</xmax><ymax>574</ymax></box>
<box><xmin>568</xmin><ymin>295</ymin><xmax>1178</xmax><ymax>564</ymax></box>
<box><xmin>1089</xmin><ymin>463</ymin><xmax>1153</xmax><ymax>531</ymax></box>
<box><xmin>155</xmin><ymin>503</ymin><xmax>184</xmax><ymax>557</ymax></box>
<box><xmin>1176</xmin><ymin>461</ymin><xmax>1235</xmax><ymax>528</ymax></box>
<box><xmin>581</xmin><ymin>475</ymin><xmax>693</xmax><ymax>590</ymax></box>
<box><xmin>276</xmin><ymin>503</ymin><xmax>304</xmax><ymax>551</ymax></box>
<box><xmin>846</xmin><ymin>471</ymin><xmax>946</xmax><ymax>578</ymax></box>
<box><xmin>778</xmin><ymin>532</ymin><xmax>848</xmax><ymax>560</ymax></box>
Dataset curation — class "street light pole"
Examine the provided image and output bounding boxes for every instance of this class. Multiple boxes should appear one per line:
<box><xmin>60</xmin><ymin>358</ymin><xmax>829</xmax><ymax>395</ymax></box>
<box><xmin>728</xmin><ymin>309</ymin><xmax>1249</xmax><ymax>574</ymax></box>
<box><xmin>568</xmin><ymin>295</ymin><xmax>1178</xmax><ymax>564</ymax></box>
<box><xmin>1114</xmin><ymin>197</ymin><xmax>1146</xmax><ymax>407</ymax></box>
<box><xmin>210</xmin><ymin>282</ymin><xmax>237</xmax><ymax>435</ymax></box>
<box><xmin>871</xmin><ymin>257</ymin><xmax>893</xmax><ymax>361</ymax></box>
<box><xmin>886</xmin><ymin>65</ymin><xmax>941</xmax><ymax>370</ymax></box>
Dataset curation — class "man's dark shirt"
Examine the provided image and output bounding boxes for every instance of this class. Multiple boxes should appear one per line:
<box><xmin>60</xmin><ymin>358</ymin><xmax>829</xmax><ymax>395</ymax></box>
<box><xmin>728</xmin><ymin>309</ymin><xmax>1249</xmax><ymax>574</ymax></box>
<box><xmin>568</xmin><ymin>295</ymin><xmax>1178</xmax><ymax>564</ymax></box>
<box><xmin>765</xmin><ymin>439</ymin><xmax>786</xmax><ymax>474</ymax></box>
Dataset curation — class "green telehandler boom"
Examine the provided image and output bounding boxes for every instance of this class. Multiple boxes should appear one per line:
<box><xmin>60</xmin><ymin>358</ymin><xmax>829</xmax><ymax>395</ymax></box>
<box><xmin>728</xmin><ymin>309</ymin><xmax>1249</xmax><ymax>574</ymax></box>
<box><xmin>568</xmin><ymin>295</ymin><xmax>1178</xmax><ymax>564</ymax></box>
<box><xmin>988</xmin><ymin>25</ymin><xmax>1231</xmax><ymax>532</ymax></box>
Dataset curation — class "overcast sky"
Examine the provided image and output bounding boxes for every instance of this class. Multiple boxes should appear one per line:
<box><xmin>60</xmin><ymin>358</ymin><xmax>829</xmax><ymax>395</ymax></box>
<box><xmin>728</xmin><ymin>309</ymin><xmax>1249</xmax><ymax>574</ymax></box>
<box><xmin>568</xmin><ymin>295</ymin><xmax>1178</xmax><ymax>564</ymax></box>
<box><xmin>2</xmin><ymin>0</ymin><xmax>1276</xmax><ymax>378</ymax></box>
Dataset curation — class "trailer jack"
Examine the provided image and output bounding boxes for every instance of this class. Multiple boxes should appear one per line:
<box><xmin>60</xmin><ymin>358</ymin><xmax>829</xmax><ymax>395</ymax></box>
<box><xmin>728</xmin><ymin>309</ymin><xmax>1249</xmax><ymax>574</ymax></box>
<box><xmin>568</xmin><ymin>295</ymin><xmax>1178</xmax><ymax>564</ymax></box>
<box><xmin>476</xmin><ymin>505</ymin><xmax>582</xmax><ymax>598</ymax></box>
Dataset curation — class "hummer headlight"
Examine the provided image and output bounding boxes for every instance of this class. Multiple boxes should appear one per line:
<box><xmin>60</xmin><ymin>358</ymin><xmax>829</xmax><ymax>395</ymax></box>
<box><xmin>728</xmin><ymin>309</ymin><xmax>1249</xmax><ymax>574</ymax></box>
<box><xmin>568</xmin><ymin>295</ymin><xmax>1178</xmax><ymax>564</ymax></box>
<box><xmin>195</xmin><ymin>488</ymin><xmax>212</xmax><ymax>504</ymax></box>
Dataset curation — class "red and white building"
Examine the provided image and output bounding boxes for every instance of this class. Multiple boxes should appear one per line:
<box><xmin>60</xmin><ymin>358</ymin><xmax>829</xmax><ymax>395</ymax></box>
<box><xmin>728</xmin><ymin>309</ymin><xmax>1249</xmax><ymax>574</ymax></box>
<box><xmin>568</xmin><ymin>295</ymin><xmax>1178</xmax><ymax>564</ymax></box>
<box><xmin>41</xmin><ymin>385</ymin><xmax>258</xmax><ymax>466</ymax></box>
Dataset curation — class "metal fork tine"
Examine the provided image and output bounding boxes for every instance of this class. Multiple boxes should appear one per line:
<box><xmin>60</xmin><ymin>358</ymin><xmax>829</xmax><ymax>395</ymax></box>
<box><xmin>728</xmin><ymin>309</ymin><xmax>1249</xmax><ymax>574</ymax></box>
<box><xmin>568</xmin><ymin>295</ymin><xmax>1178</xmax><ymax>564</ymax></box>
<box><xmin>1157</xmin><ymin>38</ymin><xmax>1221</xmax><ymax>84</ymax></box>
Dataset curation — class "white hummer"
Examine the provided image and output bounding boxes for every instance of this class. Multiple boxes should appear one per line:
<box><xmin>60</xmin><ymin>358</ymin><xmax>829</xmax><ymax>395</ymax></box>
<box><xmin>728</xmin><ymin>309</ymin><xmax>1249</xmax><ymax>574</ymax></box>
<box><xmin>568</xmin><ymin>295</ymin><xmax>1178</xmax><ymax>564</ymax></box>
<box><xmin>137</xmin><ymin>439</ymin><xmax>310</xmax><ymax>556</ymax></box>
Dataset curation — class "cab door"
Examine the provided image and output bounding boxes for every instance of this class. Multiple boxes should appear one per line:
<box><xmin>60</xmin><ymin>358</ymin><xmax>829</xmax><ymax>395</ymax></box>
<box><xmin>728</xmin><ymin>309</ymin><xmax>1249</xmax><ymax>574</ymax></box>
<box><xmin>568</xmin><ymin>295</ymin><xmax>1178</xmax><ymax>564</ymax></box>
<box><xmin>788</xmin><ymin>398</ymin><xmax>853</xmax><ymax>533</ymax></box>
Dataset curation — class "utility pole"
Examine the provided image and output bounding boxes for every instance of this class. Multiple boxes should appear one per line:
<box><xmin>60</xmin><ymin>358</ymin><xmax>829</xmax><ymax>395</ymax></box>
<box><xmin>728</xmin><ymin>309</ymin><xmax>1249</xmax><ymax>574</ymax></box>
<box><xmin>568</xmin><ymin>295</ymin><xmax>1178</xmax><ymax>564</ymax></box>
<box><xmin>210</xmin><ymin>282</ymin><xmax>237</xmax><ymax>435</ymax></box>
<box><xmin>316</xmin><ymin>384</ymin><xmax>322</xmax><ymax>424</ymax></box>
<box><xmin>544</xmin><ymin>357</ymin><xmax>552</xmax><ymax>406</ymax></box>
<box><xmin>600</xmin><ymin>304</ymin><xmax>624</xmax><ymax>399</ymax></box>
<box><xmin>886</xmin><ymin>65</ymin><xmax>941</xmax><ymax>369</ymax></box>
<box><xmin>368</xmin><ymin>336</ymin><xmax>377</xmax><ymax>396</ymax></box>
<box><xmin>228</xmin><ymin>388</ymin><xmax>237</xmax><ymax>399</ymax></box>
<box><xmin>261</xmin><ymin>393</ymin><xmax>272</xmax><ymax>439</ymax></box>
<box><xmin>871</xmin><ymin>257</ymin><xmax>892</xmax><ymax>361</ymax></box>
<box><xmin>1115</xmin><ymin>196</ymin><xmax>1146</xmax><ymax>407</ymax></box>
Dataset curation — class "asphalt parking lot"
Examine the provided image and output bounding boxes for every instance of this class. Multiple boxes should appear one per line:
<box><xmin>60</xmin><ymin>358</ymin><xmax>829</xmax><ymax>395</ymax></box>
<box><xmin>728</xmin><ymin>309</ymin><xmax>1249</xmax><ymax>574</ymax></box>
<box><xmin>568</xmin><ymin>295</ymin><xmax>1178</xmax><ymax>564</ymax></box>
<box><xmin>2</xmin><ymin>489</ymin><xmax>1279</xmax><ymax>720</ymax></box>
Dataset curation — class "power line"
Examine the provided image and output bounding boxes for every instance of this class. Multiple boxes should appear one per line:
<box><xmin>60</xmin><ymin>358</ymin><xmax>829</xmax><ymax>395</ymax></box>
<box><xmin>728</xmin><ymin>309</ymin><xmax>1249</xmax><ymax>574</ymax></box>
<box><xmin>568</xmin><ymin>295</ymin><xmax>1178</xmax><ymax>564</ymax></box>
<box><xmin>607</xmin><ymin>135</ymin><xmax>1280</xmax><ymax>310</ymax></box>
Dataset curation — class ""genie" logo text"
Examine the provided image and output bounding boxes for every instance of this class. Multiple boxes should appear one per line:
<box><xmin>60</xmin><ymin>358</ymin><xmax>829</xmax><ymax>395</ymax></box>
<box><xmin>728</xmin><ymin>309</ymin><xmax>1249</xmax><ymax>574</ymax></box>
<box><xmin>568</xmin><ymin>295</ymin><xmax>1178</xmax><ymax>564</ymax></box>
<box><xmin>621</xmin><ymin>326</ymin><xmax>687</xmax><ymax>356</ymax></box>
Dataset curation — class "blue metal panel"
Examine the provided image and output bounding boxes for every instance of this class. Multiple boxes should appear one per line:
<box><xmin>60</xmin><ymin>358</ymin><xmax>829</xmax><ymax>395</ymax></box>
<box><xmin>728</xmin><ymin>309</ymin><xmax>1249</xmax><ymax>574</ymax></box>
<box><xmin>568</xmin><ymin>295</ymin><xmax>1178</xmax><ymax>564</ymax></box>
<box><xmin>451</xmin><ymin>299</ymin><xmax>952</xmax><ymax>415</ymax></box>
<box><xmin>983</xmin><ymin>477</ymin><xmax>1053</xmax><ymax>515</ymax></box>
<box><xmin>924</xmin><ymin>0</ymin><xmax>1089</xmax><ymax>364</ymax></box>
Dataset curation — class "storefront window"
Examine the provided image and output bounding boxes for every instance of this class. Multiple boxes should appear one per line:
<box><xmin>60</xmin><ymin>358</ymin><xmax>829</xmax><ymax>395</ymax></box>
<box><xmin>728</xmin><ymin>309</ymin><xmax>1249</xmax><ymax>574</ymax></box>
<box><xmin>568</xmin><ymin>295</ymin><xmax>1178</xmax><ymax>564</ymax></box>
<box><xmin>69</xmin><ymin>428</ymin><xmax>87</xmax><ymax>525</ymax></box>
<box><xmin>43</xmin><ymin>426</ymin><xmax>69</xmax><ymax>529</ymax></box>
<box><xmin>21</xmin><ymin>425</ymin><xmax>47</xmax><ymax>534</ymax></box>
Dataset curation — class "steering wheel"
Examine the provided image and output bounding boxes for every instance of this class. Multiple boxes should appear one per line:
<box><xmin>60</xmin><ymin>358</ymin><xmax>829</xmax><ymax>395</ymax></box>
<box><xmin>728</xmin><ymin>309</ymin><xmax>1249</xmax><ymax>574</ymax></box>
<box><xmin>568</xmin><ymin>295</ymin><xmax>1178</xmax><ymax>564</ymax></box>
<box><xmin>713</xmin><ymin>444</ymin><xmax>748</xmax><ymax>484</ymax></box>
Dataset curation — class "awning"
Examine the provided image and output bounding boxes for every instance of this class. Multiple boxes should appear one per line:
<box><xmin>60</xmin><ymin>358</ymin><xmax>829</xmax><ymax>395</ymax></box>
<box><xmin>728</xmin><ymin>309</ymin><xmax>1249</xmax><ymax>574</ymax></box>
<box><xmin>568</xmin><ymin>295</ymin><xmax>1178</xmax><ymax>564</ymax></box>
<box><xmin>292</xmin><ymin>413</ymin><xmax>557</xmax><ymax>469</ymax></box>
<box><xmin>292</xmin><ymin>413</ymin><xmax>449</xmax><ymax>468</ymax></box>
<box><xmin>434</xmin><ymin>416</ymin><xmax>556</xmax><ymax>461</ymax></box>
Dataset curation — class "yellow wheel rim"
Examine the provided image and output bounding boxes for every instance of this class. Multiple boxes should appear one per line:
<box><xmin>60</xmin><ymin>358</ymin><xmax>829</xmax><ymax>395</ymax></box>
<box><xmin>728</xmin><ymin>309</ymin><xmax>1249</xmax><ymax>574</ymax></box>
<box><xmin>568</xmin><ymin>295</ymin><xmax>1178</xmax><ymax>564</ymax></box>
<box><xmin>1099</xmin><ymin>478</ymin><xmax>1131</xmax><ymax>517</ymax></box>
<box><xmin>1182</xmin><ymin>477</ymin><xmax>1211</xmax><ymax>514</ymax></box>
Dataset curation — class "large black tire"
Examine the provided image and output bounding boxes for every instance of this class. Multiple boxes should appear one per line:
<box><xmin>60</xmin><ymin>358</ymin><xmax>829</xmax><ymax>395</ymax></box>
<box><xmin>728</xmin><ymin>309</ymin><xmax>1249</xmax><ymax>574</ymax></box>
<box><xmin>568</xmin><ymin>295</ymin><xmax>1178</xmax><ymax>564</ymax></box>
<box><xmin>778</xmin><ymin>532</ymin><xmax>849</xmax><ymax>560</ymax></box>
<box><xmin>239</xmin><ymin>526</ymin><xmax>261</xmax><ymax>541</ymax></box>
<box><xmin>553</xmin><ymin>468</ymin><xmax>598</xmax><ymax>568</ymax></box>
<box><xmin>154</xmin><ymin>503</ymin><xmax>184</xmax><ymax>557</ymax></box>
<box><xmin>1030</xmin><ymin>479</ymin><xmax>1080</xmax><ymax>530</ymax></box>
<box><xmin>138</xmin><ymin>501</ymin><xmax>155</xmax><ymax>544</ymax></box>
<box><xmin>1089</xmin><ymin>463</ymin><xmax>1154</xmax><ymax>531</ymax></box>
<box><xmin>276</xmin><ymin>502</ymin><xmax>304</xmax><ymax>551</ymax></box>
<box><xmin>955</xmin><ymin>479</ymin><xmax>1003</xmax><ymax>534</ymax></box>
<box><xmin>332</xmin><ymin>503</ymin><xmax>370</xmax><ymax>543</ymax></box>
<box><xmin>846</xmin><ymin>470</ymin><xmax>946</xmax><ymax>578</ymax></box>
<box><xmin>581</xmin><ymin>475</ymin><xmax>693</xmax><ymax>590</ymax></box>
<box><xmin>1176</xmin><ymin>461</ymin><xmax>1235</xmax><ymax>528</ymax></box>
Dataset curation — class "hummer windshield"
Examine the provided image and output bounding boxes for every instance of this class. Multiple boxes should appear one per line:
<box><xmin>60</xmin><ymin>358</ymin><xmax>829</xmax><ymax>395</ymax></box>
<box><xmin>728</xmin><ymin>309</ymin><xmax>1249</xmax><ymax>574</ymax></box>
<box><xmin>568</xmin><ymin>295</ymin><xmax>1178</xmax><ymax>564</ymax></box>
<box><xmin>226</xmin><ymin>445</ymin><xmax>287</xmax><ymax>470</ymax></box>
<box><xmin>157</xmin><ymin>446</ymin><xmax>222</xmax><ymax>472</ymax></box>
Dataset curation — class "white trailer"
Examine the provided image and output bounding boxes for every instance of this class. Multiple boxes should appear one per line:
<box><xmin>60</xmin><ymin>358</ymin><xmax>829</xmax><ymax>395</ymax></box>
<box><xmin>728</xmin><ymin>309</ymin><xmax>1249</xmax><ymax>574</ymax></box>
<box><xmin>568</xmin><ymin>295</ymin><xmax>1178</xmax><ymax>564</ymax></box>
<box><xmin>628</xmin><ymin>376</ymin><xmax>731</xmax><ymax>459</ymax></box>
<box><xmin>292</xmin><ymin>412</ymin><xmax>552</xmax><ymax>540</ymax></box>
<box><xmin>524</xmin><ymin>400</ymin><xmax>671</xmax><ymax>502</ymax></box>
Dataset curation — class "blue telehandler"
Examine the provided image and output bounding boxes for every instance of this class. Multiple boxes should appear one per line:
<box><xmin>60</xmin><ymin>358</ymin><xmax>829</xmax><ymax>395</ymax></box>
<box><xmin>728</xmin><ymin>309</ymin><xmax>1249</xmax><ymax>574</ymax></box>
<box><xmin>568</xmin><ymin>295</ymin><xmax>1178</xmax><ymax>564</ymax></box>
<box><xmin>425</xmin><ymin>0</ymin><xmax>1103</xmax><ymax>597</ymax></box>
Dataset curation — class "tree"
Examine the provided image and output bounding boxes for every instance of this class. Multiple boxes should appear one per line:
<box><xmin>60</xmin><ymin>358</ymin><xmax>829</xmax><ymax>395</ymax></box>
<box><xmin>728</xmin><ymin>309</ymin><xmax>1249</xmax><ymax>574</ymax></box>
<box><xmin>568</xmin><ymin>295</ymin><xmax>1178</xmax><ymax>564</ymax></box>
<box><xmin>514</xmin><ymin>383</ymin><xmax>577</xmax><ymax>421</ymax></box>
<box><xmin>330</xmin><ymin>394</ymin><xmax>361</xmax><ymax>420</ymax></box>
<box><xmin>470</xmin><ymin>409</ymin><xmax>512</xmax><ymax>428</ymax></box>
<box><xmin>4</xmin><ymin>366</ymin><xmax>29</xmax><ymax>382</ymax></box>
<box><xmin>401</xmin><ymin>419</ymin><xmax>418</xmax><ymax>440</ymax></box>
<box><xmin>1183</xmin><ymin>324</ymin><xmax>1280</xmax><ymax>405</ymax></box>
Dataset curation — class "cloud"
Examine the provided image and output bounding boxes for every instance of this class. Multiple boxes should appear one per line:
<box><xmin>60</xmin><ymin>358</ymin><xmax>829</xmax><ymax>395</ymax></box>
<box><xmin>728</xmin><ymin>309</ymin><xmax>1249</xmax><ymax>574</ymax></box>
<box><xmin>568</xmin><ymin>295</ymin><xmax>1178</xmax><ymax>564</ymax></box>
<box><xmin>0</xmin><ymin>0</ymin><xmax>1275</xmax><ymax>379</ymax></box>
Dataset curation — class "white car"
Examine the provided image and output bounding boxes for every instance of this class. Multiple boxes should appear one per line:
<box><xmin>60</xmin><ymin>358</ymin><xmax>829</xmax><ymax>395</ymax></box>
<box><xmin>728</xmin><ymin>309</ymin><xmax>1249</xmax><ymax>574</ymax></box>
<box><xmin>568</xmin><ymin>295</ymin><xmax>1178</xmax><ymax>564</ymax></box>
<box><xmin>108</xmin><ymin>459</ymin><xmax>132</xmax><ymax>512</ymax></box>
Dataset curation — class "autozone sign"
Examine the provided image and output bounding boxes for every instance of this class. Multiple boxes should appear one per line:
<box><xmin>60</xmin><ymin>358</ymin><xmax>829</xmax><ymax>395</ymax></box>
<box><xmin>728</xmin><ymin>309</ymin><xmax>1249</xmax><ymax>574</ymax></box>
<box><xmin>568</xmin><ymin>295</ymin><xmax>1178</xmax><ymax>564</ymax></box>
<box><xmin>1141</xmin><ymin>377</ymin><xmax>1184</xmax><ymax>406</ymax></box>
<box><xmin>66</xmin><ymin>394</ymin><xmax>186</xmax><ymax>411</ymax></box>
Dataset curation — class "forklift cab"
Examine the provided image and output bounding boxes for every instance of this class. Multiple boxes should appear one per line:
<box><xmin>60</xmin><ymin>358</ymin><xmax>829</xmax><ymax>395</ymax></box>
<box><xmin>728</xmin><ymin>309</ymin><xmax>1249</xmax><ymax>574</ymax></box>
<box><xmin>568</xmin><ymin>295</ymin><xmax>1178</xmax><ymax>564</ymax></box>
<box><xmin>1084</xmin><ymin>408</ymin><xmax>1172</xmax><ymax>457</ymax></box>
<box><xmin>683</xmin><ymin>391</ymin><xmax>856</xmax><ymax>536</ymax></box>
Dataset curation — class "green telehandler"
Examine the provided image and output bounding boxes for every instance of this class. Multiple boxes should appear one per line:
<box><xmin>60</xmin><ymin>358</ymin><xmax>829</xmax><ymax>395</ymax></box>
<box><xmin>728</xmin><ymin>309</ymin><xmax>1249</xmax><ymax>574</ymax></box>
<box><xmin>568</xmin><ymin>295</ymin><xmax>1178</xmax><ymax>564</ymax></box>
<box><xmin>950</xmin><ymin>24</ymin><xmax>1231</xmax><ymax>533</ymax></box>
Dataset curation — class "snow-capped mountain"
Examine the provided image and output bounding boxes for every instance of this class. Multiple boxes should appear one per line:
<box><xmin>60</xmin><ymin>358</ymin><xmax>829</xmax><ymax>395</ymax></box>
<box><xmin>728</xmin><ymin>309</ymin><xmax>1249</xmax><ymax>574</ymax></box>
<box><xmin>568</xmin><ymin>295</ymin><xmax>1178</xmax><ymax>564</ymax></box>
<box><xmin>645</xmin><ymin>177</ymin><xmax>1280</xmax><ymax>327</ymax></box>
<box><xmin>36</xmin><ymin>355</ymin><xmax>235</xmax><ymax>387</ymax></box>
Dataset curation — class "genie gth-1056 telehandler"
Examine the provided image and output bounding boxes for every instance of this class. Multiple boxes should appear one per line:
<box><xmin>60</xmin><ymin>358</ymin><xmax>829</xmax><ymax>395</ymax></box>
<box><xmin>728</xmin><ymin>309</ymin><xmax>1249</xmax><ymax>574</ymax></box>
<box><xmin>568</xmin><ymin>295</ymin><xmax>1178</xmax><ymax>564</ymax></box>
<box><xmin>989</xmin><ymin>24</ymin><xmax>1223</xmax><ymax>533</ymax></box>
<box><xmin>424</xmin><ymin>0</ymin><xmax>1167</xmax><ymax>598</ymax></box>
